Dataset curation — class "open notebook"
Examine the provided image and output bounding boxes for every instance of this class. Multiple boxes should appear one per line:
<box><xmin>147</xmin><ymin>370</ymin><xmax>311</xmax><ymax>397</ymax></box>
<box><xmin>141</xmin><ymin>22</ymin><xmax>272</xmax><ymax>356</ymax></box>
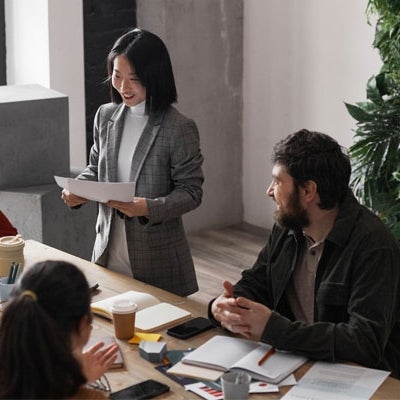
<box><xmin>91</xmin><ymin>290</ymin><xmax>191</xmax><ymax>332</ymax></box>
<box><xmin>169</xmin><ymin>335</ymin><xmax>307</xmax><ymax>384</ymax></box>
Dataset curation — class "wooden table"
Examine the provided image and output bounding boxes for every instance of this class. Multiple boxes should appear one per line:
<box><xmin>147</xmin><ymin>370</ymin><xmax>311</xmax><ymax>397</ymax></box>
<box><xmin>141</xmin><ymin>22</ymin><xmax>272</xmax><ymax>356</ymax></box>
<box><xmin>21</xmin><ymin>240</ymin><xmax>400</xmax><ymax>399</ymax></box>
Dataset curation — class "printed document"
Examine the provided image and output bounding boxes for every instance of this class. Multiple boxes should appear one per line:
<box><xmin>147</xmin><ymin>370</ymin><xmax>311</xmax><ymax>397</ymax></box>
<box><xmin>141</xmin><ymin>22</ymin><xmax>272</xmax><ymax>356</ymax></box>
<box><xmin>282</xmin><ymin>361</ymin><xmax>390</xmax><ymax>400</ymax></box>
<box><xmin>54</xmin><ymin>176</ymin><xmax>135</xmax><ymax>203</ymax></box>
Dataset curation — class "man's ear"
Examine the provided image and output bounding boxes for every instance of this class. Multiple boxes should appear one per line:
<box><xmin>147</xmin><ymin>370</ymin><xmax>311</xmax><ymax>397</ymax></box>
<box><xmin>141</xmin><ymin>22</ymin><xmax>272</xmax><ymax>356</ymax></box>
<box><xmin>302</xmin><ymin>180</ymin><xmax>318</xmax><ymax>202</ymax></box>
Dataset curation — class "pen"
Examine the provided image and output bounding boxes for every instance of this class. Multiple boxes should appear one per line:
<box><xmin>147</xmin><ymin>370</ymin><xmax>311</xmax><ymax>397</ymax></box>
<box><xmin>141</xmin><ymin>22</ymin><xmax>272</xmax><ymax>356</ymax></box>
<box><xmin>11</xmin><ymin>263</ymin><xmax>19</xmax><ymax>284</ymax></box>
<box><xmin>258</xmin><ymin>347</ymin><xmax>275</xmax><ymax>366</ymax></box>
<box><xmin>7</xmin><ymin>263</ymin><xmax>15</xmax><ymax>284</ymax></box>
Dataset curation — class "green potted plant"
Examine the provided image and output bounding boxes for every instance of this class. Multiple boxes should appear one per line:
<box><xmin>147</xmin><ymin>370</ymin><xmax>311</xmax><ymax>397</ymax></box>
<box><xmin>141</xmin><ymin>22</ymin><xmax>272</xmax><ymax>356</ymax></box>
<box><xmin>345</xmin><ymin>0</ymin><xmax>400</xmax><ymax>240</ymax></box>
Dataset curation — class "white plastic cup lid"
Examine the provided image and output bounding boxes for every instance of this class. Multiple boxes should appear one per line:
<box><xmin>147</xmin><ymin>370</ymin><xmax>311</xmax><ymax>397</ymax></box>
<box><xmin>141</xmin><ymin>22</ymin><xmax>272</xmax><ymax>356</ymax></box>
<box><xmin>0</xmin><ymin>234</ymin><xmax>25</xmax><ymax>249</ymax></box>
<box><xmin>110</xmin><ymin>299</ymin><xmax>137</xmax><ymax>314</ymax></box>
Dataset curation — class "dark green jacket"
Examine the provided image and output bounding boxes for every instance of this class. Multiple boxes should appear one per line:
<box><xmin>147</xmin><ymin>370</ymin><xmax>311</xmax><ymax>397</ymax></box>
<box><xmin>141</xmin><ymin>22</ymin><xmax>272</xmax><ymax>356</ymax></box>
<box><xmin>211</xmin><ymin>191</ymin><xmax>400</xmax><ymax>377</ymax></box>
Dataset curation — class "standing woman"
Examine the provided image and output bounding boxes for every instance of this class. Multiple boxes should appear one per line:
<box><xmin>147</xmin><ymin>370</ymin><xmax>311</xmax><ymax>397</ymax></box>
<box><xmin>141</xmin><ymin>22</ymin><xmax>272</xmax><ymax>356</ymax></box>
<box><xmin>62</xmin><ymin>28</ymin><xmax>204</xmax><ymax>296</ymax></box>
<box><xmin>0</xmin><ymin>261</ymin><xmax>118</xmax><ymax>399</ymax></box>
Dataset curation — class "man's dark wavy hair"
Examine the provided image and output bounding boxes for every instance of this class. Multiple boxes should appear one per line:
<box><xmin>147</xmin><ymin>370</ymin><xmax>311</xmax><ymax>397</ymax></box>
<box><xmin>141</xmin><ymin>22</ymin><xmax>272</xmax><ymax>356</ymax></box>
<box><xmin>272</xmin><ymin>129</ymin><xmax>351</xmax><ymax>209</ymax></box>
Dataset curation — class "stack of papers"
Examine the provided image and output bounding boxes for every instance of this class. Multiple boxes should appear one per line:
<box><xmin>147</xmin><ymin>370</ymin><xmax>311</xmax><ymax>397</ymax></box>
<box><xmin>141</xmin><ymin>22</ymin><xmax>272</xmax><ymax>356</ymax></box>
<box><xmin>282</xmin><ymin>362</ymin><xmax>390</xmax><ymax>400</ymax></box>
<box><xmin>54</xmin><ymin>176</ymin><xmax>135</xmax><ymax>203</ymax></box>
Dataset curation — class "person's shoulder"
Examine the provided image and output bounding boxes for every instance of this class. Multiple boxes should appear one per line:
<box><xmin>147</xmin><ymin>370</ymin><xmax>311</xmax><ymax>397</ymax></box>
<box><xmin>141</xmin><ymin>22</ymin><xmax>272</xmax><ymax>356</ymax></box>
<box><xmin>266</xmin><ymin>223</ymin><xmax>297</xmax><ymax>252</ymax></box>
<box><xmin>69</xmin><ymin>386</ymin><xmax>108</xmax><ymax>399</ymax></box>
<box><xmin>96</xmin><ymin>102</ymin><xmax>124</xmax><ymax>119</ymax></box>
<box><xmin>357</xmin><ymin>204</ymin><xmax>399</xmax><ymax>246</ymax></box>
<box><xmin>161</xmin><ymin>105</ymin><xmax>194</xmax><ymax>126</ymax></box>
<box><xmin>340</xmin><ymin>195</ymin><xmax>399</xmax><ymax>253</ymax></box>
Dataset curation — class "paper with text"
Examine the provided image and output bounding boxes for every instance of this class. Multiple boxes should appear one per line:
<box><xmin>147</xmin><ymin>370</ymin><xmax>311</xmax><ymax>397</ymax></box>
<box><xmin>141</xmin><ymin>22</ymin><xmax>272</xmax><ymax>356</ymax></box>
<box><xmin>282</xmin><ymin>361</ymin><xmax>390</xmax><ymax>400</ymax></box>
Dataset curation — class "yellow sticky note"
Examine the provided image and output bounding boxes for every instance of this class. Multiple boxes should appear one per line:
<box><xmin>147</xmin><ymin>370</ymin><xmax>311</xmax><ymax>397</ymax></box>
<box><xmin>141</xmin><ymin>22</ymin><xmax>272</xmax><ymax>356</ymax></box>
<box><xmin>129</xmin><ymin>332</ymin><xmax>161</xmax><ymax>344</ymax></box>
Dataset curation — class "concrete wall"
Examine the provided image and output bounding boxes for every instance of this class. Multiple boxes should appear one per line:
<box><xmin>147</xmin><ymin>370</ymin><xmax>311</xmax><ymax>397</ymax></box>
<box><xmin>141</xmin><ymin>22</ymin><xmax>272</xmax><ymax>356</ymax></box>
<box><xmin>4</xmin><ymin>0</ymin><xmax>243</xmax><ymax>234</ymax></box>
<box><xmin>242</xmin><ymin>0</ymin><xmax>382</xmax><ymax>228</ymax></box>
<box><xmin>0</xmin><ymin>84</ymin><xmax>69</xmax><ymax>189</ymax></box>
<box><xmin>3</xmin><ymin>0</ymin><xmax>382</xmax><ymax>235</ymax></box>
<box><xmin>0</xmin><ymin>84</ymin><xmax>96</xmax><ymax>259</ymax></box>
<box><xmin>5</xmin><ymin>0</ymin><xmax>86</xmax><ymax>170</ymax></box>
<box><xmin>137</xmin><ymin>0</ymin><xmax>244</xmax><ymax>232</ymax></box>
<box><xmin>0</xmin><ymin>0</ymin><xmax>6</xmax><ymax>84</ymax></box>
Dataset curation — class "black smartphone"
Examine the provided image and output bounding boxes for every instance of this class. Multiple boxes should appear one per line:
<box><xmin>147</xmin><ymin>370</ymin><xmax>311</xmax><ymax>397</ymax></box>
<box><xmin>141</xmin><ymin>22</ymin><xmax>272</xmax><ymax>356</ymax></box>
<box><xmin>109</xmin><ymin>379</ymin><xmax>170</xmax><ymax>400</ymax></box>
<box><xmin>88</xmin><ymin>281</ymin><xmax>99</xmax><ymax>293</ymax></box>
<box><xmin>166</xmin><ymin>316</ymin><xmax>214</xmax><ymax>339</ymax></box>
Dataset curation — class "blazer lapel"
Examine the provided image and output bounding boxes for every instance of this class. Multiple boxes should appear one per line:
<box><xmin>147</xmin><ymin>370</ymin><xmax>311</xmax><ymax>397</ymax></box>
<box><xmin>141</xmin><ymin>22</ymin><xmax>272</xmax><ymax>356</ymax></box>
<box><xmin>106</xmin><ymin>104</ymin><xmax>126</xmax><ymax>182</ymax></box>
<box><xmin>130</xmin><ymin>110</ymin><xmax>165</xmax><ymax>182</ymax></box>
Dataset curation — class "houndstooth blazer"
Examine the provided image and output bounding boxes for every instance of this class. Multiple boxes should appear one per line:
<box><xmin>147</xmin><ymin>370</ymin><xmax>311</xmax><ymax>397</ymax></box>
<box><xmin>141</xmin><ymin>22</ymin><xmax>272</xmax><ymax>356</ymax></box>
<box><xmin>78</xmin><ymin>103</ymin><xmax>204</xmax><ymax>296</ymax></box>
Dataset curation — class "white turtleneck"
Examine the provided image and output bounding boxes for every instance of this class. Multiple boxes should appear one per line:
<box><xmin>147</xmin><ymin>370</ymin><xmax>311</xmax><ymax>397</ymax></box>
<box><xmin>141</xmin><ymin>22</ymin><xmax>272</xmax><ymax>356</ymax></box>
<box><xmin>107</xmin><ymin>101</ymin><xmax>149</xmax><ymax>276</ymax></box>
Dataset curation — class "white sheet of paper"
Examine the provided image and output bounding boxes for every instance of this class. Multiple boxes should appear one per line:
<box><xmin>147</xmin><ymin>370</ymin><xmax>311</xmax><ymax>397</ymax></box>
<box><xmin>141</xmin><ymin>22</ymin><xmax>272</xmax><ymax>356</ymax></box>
<box><xmin>54</xmin><ymin>176</ymin><xmax>135</xmax><ymax>203</ymax></box>
<box><xmin>249</xmin><ymin>381</ymin><xmax>279</xmax><ymax>393</ymax></box>
<box><xmin>278</xmin><ymin>374</ymin><xmax>297</xmax><ymax>387</ymax></box>
<box><xmin>185</xmin><ymin>382</ymin><xmax>224</xmax><ymax>400</ymax></box>
<box><xmin>281</xmin><ymin>362</ymin><xmax>390</xmax><ymax>400</ymax></box>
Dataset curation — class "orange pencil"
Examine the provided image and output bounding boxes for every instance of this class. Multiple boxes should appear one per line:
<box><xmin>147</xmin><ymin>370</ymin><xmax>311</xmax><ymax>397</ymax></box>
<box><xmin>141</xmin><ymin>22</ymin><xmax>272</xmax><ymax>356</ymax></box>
<box><xmin>257</xmin><ymin>347</ymin><xmax>275</xmax><ymax>366</ymax></box>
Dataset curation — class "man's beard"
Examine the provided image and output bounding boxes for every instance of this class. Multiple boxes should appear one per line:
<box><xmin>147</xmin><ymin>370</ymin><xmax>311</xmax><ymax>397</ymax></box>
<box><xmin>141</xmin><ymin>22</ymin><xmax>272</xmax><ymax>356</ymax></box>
<box><xmin>274</xmin><ymin>185</ymin><xmax>309</xmax><ymax>230</ymax></box>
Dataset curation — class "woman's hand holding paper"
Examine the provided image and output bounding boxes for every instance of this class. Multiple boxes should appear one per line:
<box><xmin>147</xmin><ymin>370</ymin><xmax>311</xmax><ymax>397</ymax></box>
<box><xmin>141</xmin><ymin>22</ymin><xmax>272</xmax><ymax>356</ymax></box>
<box><xmin>107</xmin><ymin>197</ymin><xmax>149</xmax><ymax>218</ymax></box>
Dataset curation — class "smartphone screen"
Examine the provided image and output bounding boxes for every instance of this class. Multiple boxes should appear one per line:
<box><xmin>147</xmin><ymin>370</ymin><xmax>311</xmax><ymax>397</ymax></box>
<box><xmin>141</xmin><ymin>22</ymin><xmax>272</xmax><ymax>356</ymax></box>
<box><xmin>110</xmin><ymin>379</ymin><xmax>169</xmax><ymax>400</ymax></box>
<box><xmin>167</xmin><ymin>317</ymin><xmax>214</xmax><ymax>339</ymax></box>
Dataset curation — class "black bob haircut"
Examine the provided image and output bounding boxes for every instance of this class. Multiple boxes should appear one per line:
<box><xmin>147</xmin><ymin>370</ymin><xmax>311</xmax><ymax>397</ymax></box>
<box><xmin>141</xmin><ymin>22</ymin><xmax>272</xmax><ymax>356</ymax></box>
<box><xmin>107</xmin><ymin>28</ymin><xmax>177</xmax><ymax>113</ymax></box>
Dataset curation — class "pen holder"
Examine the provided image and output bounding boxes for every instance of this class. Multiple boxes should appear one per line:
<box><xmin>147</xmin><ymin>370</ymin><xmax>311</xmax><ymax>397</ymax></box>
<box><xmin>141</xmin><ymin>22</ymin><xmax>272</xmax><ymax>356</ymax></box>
<box><xmin>0</xmin><ymin>277</ymin><xmax>16</xmax><ymax>302</ymax></box>
<box><xmin>0</xmin><ymin>235</ymin><xmax>25</xmax><ymax>277</ymax></box>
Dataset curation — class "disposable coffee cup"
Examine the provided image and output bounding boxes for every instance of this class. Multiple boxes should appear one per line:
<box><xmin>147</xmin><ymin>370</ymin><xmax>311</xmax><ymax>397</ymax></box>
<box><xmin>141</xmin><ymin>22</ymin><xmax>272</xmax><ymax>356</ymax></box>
<box><xmin>110</xmin><ymin>299</ymin><xmax>137</xmax><ymax>340</ymax></box>
<box><xmin>0</xmin><ymin>235</ymin><xmax>25</xmax><ymax>277</ymax></box>
<box><xmin>221</xmin><ymin>371</ymin><xmax>251</xmax><ymax>400</ymax></box>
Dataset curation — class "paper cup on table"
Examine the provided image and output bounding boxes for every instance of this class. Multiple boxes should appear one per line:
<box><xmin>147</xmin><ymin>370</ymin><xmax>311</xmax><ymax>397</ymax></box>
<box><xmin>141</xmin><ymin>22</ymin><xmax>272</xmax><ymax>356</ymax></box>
<box><xmin>221</xmin><ymin>371</ymin><xmax>251</xmax><ymax>400</ymax></box>
<box><xmin>0</xmin><ymin>277</ymin><xmax>16</xmax><ymax>302</ymax></box>
<box><xmin>0</xmin><ymin>235</ymin><xmax>25</xmax><ymax>277</ymax></box>
<box><xmin>110</xmin><ymin>299</ymin><xmax>137</xmax><ymax>340</ymax></box>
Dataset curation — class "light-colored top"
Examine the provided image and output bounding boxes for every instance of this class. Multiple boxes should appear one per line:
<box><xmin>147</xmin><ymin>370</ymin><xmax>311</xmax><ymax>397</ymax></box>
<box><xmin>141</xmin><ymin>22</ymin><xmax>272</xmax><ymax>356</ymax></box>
<box><xmin>107</xmin><ymin>101</ymin><xmax>148</xmax><ymax>276</ymax></box>
<box><xmin>117</xmin><ymin>101</ymin><xmax>148</xmax><ymax>182</ymax></box>
<box><xmin>287</xmin><ymin>235</ymin><xmax>324</xmax><ymax>324</ymax></box>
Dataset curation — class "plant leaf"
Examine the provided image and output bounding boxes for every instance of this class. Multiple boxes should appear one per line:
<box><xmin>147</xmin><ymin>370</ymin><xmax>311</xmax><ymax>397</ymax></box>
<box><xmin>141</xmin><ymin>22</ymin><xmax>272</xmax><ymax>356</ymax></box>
<box><xmin>366</xmin><ymin>76</ymin><xmax>383</xmax><ymax>104</ymax></box>
<box><xmin>344</xmin><ymin>103</ymin><xmax>373</xmax><ymax>122</ymax></box>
